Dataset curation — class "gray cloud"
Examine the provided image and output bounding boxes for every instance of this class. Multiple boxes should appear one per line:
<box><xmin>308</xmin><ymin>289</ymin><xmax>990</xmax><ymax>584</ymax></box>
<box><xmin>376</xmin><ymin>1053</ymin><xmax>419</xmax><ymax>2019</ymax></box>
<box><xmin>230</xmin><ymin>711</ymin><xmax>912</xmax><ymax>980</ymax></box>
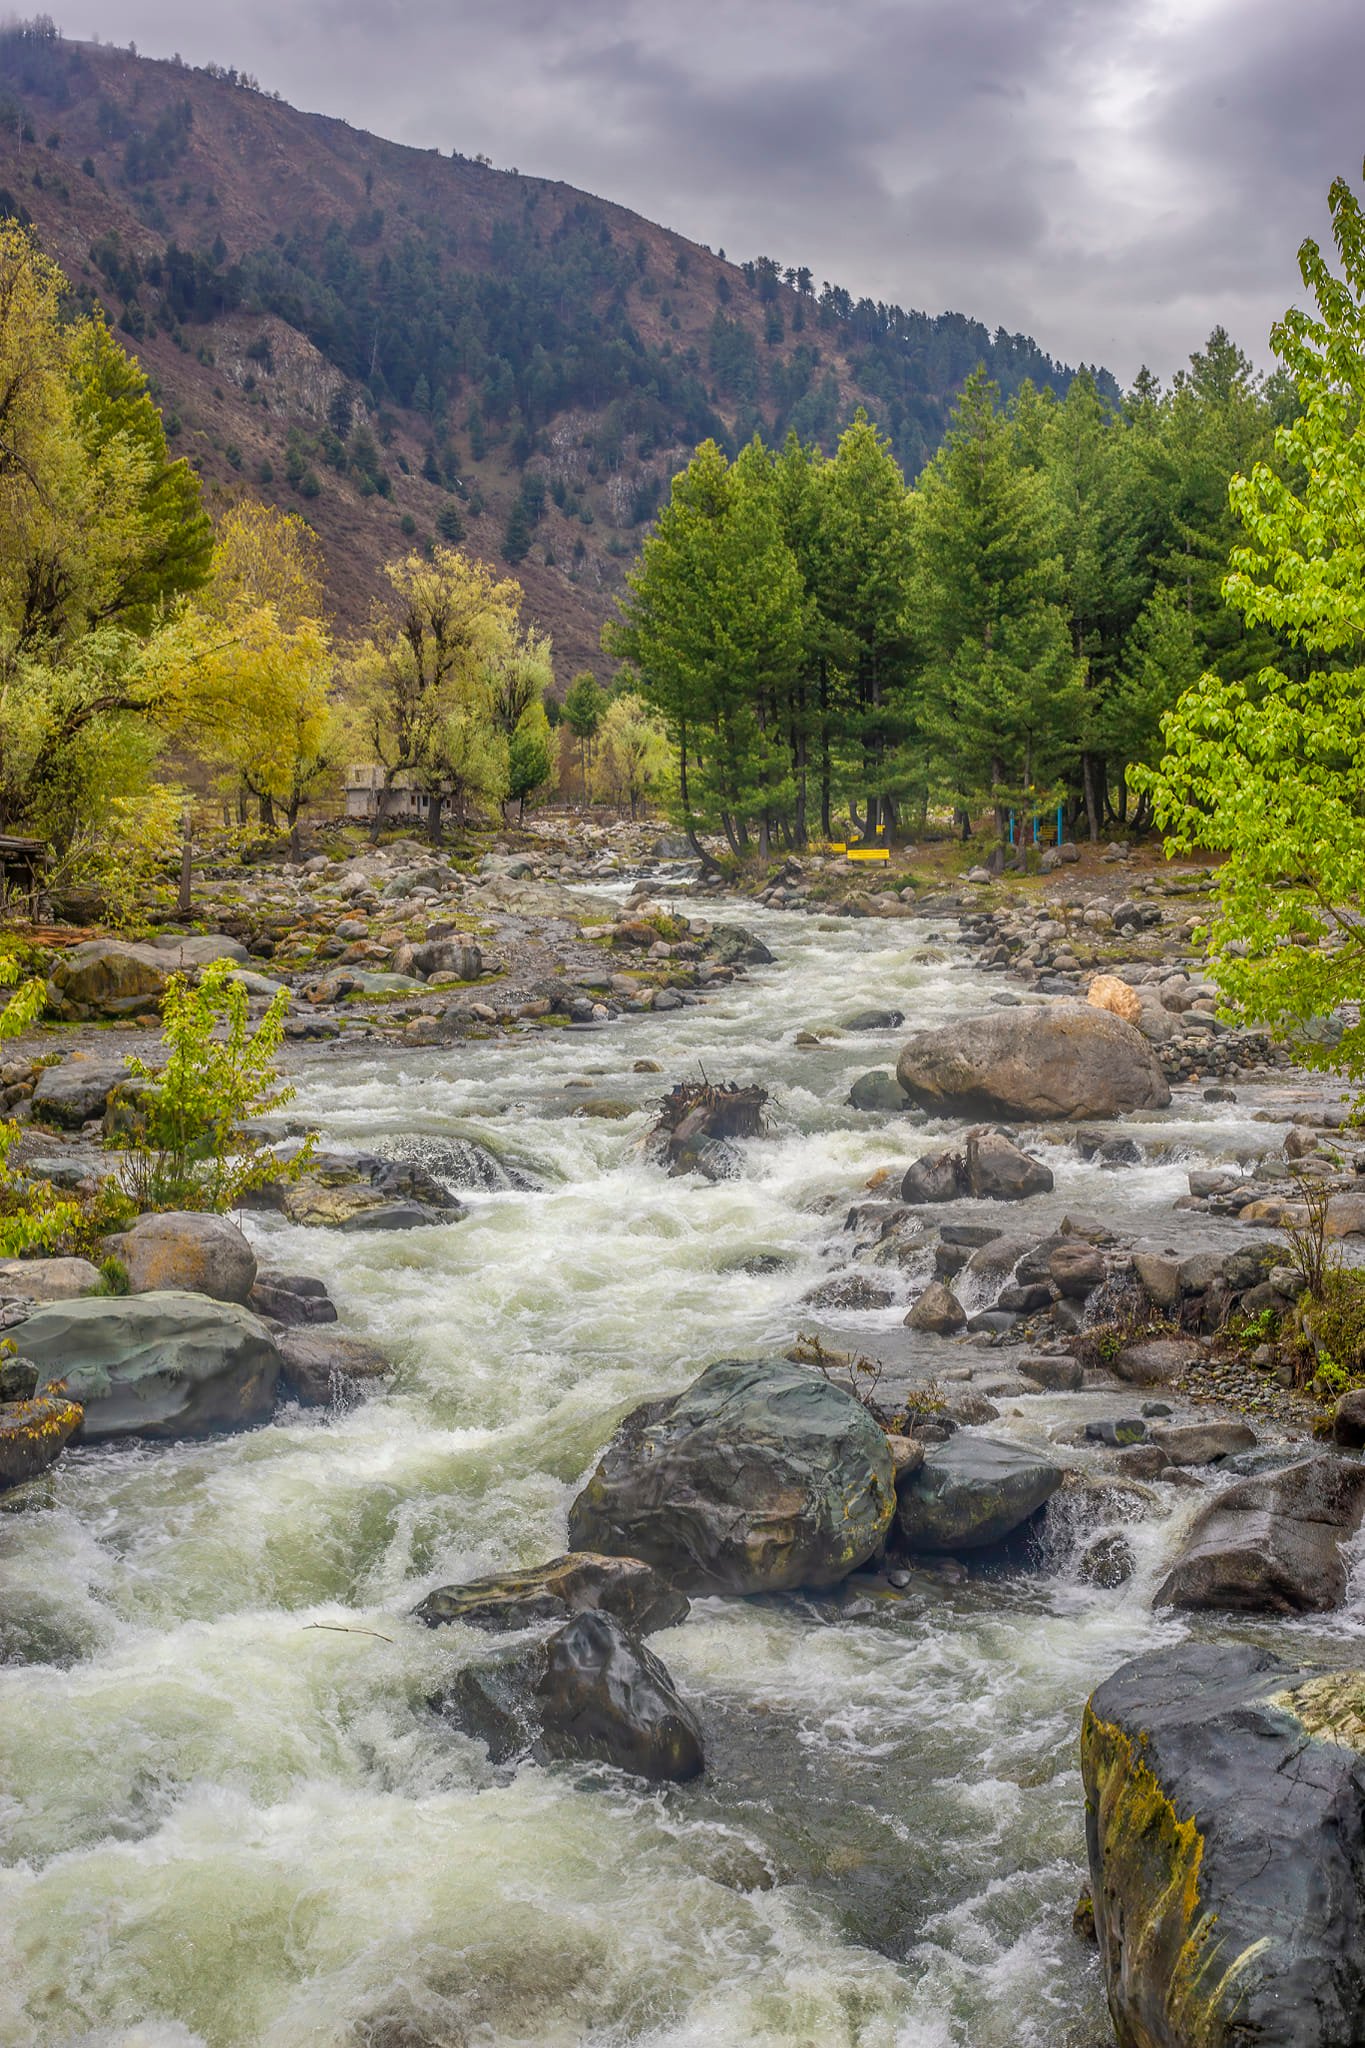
<box><xmin>82</xmin><ymin>0</ymin><xmax>1352</xmax><ymax>381</ymax></box>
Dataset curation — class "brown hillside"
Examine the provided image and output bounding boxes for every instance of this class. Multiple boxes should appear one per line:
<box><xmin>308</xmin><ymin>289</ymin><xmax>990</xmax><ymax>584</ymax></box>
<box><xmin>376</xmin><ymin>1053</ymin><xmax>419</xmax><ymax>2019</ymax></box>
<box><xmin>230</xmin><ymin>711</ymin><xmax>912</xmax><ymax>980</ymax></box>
<box><xmin>0</xmin><ymin>25</ymin><xmax>1108</xmax><ymax>682</ymax></box>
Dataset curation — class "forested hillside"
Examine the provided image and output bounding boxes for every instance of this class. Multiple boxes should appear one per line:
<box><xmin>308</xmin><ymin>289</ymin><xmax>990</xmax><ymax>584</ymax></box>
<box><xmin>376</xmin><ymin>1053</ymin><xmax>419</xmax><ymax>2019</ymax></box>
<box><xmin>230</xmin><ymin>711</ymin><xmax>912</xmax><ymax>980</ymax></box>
<box><xmin>0</xmin><ymin>18</ymin><xmax>1112</xmax><ymax>674</ymax></box>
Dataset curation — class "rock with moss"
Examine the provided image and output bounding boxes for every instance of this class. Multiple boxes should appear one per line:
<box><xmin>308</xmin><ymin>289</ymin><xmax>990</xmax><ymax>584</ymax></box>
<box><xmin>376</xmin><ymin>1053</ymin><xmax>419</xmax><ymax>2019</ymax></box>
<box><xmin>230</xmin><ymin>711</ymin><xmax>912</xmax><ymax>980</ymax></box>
<box><xmin>415</xmin><ymin>1551</ymin><xmax>689</xmax><ymax>1634</ymax></box>
<box><xmin>432</xmin><ymin>1608</ymin><xmax>703</xmax><ymax>1781</ymax></box>
<box><xmin>1083</xmin><ymin>1641</ymin><xmax>1365</xmax><ymax>2047</ymax></box>
<box><xmin>44</xmin><ymin>940</ymin><xmax>171</xmax><ymax>1021</ymax></box>
<box><xmin>18</xmin><ymin>1290</ymin><xmax>282</xmax><ymax>1441</ymax></box>
<box><xmin>0</xmin><ymin>1393</ymin><xmax>83</xmax><ymax>1489</ymax></box>
<box><xmin>567</xmin><ymin>1356</ymin><xmax>896</xmax><ymax>1594</ymax></box>
<box><xmin>108</xmin><ymin>1211</ymin><xmax>257</xmax><ymax>1304</ymax></box>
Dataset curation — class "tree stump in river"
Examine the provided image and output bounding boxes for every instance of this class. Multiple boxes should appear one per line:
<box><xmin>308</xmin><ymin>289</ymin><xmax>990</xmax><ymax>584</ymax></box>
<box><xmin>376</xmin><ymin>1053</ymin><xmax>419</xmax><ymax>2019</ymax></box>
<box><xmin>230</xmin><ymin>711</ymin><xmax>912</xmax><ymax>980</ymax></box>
<box><xmin>649</xmin><ymin>1080</ymin><xmax>769</xmax><ymax>1180</ymax></box>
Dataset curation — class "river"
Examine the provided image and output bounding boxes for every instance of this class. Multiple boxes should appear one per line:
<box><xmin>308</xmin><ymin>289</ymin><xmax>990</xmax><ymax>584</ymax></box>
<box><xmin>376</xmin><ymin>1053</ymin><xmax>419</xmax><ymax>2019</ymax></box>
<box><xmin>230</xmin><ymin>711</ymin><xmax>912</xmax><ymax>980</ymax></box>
<box><xmin>1</xmin><ymin>892</ymin><xmax>1358</xmax><ymax>2047</ymax></box>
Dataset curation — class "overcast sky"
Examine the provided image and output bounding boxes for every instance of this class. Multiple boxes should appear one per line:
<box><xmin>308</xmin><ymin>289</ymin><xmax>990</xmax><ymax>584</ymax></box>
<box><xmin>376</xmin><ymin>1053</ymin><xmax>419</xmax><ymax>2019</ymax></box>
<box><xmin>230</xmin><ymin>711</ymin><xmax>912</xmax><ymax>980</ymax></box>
<box><xmin>78</xmin><ymin>0</ymin><xmax>1360</xmax><ymax>384</ymax></box>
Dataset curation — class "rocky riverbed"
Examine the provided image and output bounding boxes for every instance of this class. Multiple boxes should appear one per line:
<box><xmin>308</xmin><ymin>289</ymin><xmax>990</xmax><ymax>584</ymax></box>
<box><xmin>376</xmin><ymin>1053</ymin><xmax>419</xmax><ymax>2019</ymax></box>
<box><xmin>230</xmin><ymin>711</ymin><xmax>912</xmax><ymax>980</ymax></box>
<box><xmin>2</xmin><ymin>833</ymin><xmax>1365</xmax><ymax>2048</ymax></box>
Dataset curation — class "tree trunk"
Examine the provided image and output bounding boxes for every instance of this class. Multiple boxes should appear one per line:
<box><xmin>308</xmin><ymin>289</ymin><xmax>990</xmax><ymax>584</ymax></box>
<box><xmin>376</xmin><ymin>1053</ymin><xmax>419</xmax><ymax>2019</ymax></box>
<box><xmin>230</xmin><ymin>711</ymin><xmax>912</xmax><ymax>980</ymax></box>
<box><xmin>1081</xmin><ymin>752</ymin><xmax>1103</xmax><ymax>843</ymax></box>
<box><xmin>425</xmin><ymin>792</ymin><xmax>444</xmax><ymax>845</ymax></box>
<box><xmin>286</xmin><ymin>801</ymin><xmax>302</xmax><ymax>865</ymax></box>
<box><xmin>991</xmin><ymin>754</ymin><xmax>1007</xmax><ymax>843</ymax></box>
<box><xmin>258</xmin><ymin>792</ymin><xmax>276</xmax><ymax>830</ymax></box>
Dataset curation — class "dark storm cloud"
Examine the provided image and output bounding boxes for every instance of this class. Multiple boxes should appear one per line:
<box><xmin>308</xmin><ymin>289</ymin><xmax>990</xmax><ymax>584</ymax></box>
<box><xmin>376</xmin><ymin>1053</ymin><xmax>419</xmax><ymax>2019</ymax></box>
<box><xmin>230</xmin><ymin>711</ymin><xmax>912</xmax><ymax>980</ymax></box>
<box><xmin>83</xmin><ymin>0</ymin><xmax>1356</xmax><ymax>381</ymax></box>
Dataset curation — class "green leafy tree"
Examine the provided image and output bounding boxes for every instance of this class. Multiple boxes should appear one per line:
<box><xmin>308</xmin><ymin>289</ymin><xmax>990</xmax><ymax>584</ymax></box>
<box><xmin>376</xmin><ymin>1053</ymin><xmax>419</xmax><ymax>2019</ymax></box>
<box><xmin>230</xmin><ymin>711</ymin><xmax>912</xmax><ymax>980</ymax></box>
<box><xmin>562</xmin><ymin>670</ymin><xmax>608</xmax><ymax>803</ymax></box>
<box><xmin>591</xmin><ymin>689</ymin><xmax>670</xmax><ymax>816</ymax></box>
<box><xmin>0</xmin><ymin>958</ymin><xmax>80</xmax><ymax>1254</ymax></box>
<box><xmin>1145</xmin><ymin>169</ymin><xmax>1365</xmax><ymax>1084</ymax></box>
<box><xmin>506</xmin><ymin>701</ymin><xmax>554</xmax><ymax>820</ymax></box>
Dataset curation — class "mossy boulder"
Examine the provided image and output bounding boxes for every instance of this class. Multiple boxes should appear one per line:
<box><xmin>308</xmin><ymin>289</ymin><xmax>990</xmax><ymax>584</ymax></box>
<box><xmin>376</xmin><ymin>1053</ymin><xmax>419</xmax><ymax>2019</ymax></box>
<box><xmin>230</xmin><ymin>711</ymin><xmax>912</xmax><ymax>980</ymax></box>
<box><xmin>414</xmin><ymin>1551</ymin><xmax>689</xmax><ymax>1634</ymax></box>
<box><xmin>1083</xmin><ymin>1641</ymin><xmax>1365</xmax><ymax>2047</ymax></box>
<box><xmin>45</xmin><ymin>940</ymin><xmax>170</xmax><ymax>1020</ymax></box>
<box><xmin>0</xmin><ymin>1394</ymin><xmax>83</xmax><ymax>1489</ymax></box>
<box><xmin>567</xmin><ymin>1356</ymin><xmax>896</xmax><ymax>1594</ymax></box>
<box><xmin>109</xmin><ymin>1211</ymin><xmax>258</xmax><ymax>1305</ymax></box>
<box><xmin>893</xmin><ymin>1434</ymin><xmax>1063</xmax><ymax>1553</ymax></box>
<box><xmin>433</xmin><ymin>1609</ymin><xmax>703</xmax><ymax>1782</ymax></box>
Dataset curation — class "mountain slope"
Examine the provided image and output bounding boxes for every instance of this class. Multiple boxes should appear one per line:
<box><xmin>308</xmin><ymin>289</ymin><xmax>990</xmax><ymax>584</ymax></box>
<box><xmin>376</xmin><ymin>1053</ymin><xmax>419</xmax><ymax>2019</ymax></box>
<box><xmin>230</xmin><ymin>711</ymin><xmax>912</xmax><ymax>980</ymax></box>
<box><xmin>0</xmin><ymin>22</ymin><xmax>1118</xmax><ymax>677</ymax></box>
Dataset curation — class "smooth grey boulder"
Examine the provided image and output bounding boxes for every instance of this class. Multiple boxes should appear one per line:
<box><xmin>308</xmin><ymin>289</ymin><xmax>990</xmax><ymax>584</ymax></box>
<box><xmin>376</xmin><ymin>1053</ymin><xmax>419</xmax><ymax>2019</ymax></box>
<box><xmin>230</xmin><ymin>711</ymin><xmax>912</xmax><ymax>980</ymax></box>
<box><xmin>45</xmin><ymin>940</ymin><xmax>170</xmax><ymax>1020</ymax></box>
<box><xmin>894</xmin><ymin>1434</ymin><xmax>1064</xmax><ymax>1552</ymax></box>
<box><xmin>896</xmin><ymin>1003</ymin><xmax>1170</xmax><ymax>1121</ymax></box>
<box><xmin>567</xmin><ymin>1356</ymin><xmax>895</xmax><ymax>1594</ymax></box>
<box><xmin>146</xmin><ymin>934</ymin><xmax>250</xmax><ymax>967</ymax></box>
<box><xmin>109</xmin><ymin>1211</ymin><xmax>257</xmax><ymax>1304</ymax></box>
<box><xmin>411</xmin><ymin>939</ymin><xmax>481</xmax><ymax>980</ymax></box>
<box><xmin>1147</xmin><ymin>1421</ymin><xmax>1257</xmax><ymax>1467</ymax></box>
<box><xmin>31</xmin><ymin>1058</ymin><xmax>131</xmax><ymax>1129</ymax></box>
<box><xmin>1083</xmin><ymin>1641</ymin><xmax>1365</xmax><ymax>2048</ymax></box>
<box><xmin>1155</xmin><ymin>1456</ymin><xmax>1365</xmax><ymax>1614</ymax></box>
<box><xmin>1113</xmin><ymin>1337</ymin><xmax>1201</xmax><ymax>1387</ymax></box>
<box><xmin>847</xmin><ymin>1069</ymin><xmax>909</xmax><ymax>1113</ymax></box>
<box><xmin>1048</xmin><ymin>1243</ymin><xmax>1105</xmax><ymax>1299</ymax></box>
<box><xmin>19</xmin><ymin>1291</ymin><xmax>282</xmax><ymax>1441</ymax></box>
<box><xmin>433</xmin><ymin>1609</ymin><xmax>704</xmax><ymax>1781</ymax></box>
<box><xmin>415</xmin><ymin>1552</ymin><xmax>689</xmax><ymax>1635</ymax></box>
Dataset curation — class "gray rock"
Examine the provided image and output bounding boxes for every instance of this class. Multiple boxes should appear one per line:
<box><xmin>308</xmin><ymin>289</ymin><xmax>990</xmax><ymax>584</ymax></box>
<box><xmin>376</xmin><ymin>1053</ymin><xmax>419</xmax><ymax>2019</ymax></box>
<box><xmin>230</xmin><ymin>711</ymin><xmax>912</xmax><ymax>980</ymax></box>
<box><xmin>0</xmin><ymin>1256</ymin><xmax>100</xmax><ymax>1302</ymax></box>
<box><xmin>1019</xmin><ymin>1355</ymin><xmax>1084</xmax><ymax>1391</ymax></box>
<box><xmin>415</xmin><ymin>1552</ymin><xmax>689</xmax><ymax>1635</ymax></box>
<box><xmin>432</xmin><ymin>1609</ymin><xmax>703</xmax><ymax>1782</ymax></box>
<box><xmin>964</xmin><ymin>1128</ymin><xmax>1054</xmax><ymax>1200</ymax></box>
<box><xmin>0</xmin><ymin>1391</ymin><xmax>83</xmax><ymax>1489</ymax></box>
<box><xmin>1133</xmin><ymin>1252</ymin><xmax>1181</xmax><ymax>1308</ymax></box>
<box><xmin>1148</xmin><ymin>1421</ymin><xmax>1257</xmax><ymax>1467</ymax></box>
<box><xmin>900</xmin><ymin>1149</ymin><xmax>964</xmax><ymax>1204</ymax></box>
<box><xmin>276</xmin><ymin>1327</ymin><xmax>392</xmax><ymax>1407</ymax></box>
<box><xmin>110</xmin><ymin>1211</ymin><xmax>257</xmax><ymax>1305</ymax></box>
<box><xmin>567</xmin><ymin>1356</ymin><xmax>895</xmax><ymax>1594</ymax></box>
<box><xmin>843</xmin><ymin>1008</ymin><xmax>905</xmax><ymax>1031</ymax></box>
<box><xmin>147</xmin><ymin>934</ymin><xmax>250</xmax><ymax>967</ymax></box>
<box><xmin>894</xmin><ymin>1434</ymin><xmax>1064</xmax><ymax>1552</ymax></box>
<box><xmin>1155</xmin><ymin>1456</ymin><xmax>1365</xmax><ymax>1614</ymax></box>
<box><xmin>31</xmin><ymin>1058</ymin><xmax>131</xmax><ymax>1129</ymax></box>
<box><xmin>1113</xmin><ymin>1337</ymin><xmax>1201</xmax><ymax>1387</ymax></box>
<box><xmin>896</xmin><ymin>1003</ymin><xmax>1170</xmax><ymax>1121</ymax></box>
<box><xmin>19</xmin><ymin>1291</ymin><xmax>282</xmax><ymax>1442</ymax></box>
<box><xmin>1048</xmin><ymin>1243</ymin><xmax>1105</xmax><ymax>1299</ymax></box>
<box><xmin>847</xmin><ymin>1069</ymin><xmax>909</xmax><ymax>1113</ymax></box>
<box><xmin>412</xmin><ymin>939</ymin><xmax>482</xmax><ymax>980</ymax></box>
<box><xmin>45</xmin><ymin>940</ymin><xmax>169</xmax><ymax>1020</ymax></box>
<box><xmin>1085</xmin><ymin>1417</ymin><xmax>1148</xmax><ymax>1447</ymax></box>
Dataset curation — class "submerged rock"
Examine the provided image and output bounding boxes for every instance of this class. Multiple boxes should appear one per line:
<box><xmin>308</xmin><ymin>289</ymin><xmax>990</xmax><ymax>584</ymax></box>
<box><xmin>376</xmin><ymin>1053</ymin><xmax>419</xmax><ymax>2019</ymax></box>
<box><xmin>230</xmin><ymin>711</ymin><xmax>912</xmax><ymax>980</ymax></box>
<box><xmin>847</xmin><ymin>1069</ymin><xmax>909</xmax><ymax>1113</ymax></box>
<box><xmin>893</xmin><ymin>1435</ymin><xmax>1064</xmax><ymax>1553</ymax></box>
<box><xmin>275</xmin><ymin>1327</ymin><xmax>391</xmax><ymax>1407</ymax></box>
<box><xmin>415</xmin><ymin>1552</ymin><xmax>689</xmax><ymax>1634</ymax></box>
<box><xmin>1155</xmin><ymin>1455</ymin><xmax>1365</xmax><ymax>1614</ymax></box>
<box><xmin>895</xmin><ymin>1004</ymin><xmax>1170</xmax><ymax>1121</ymax></box>
<box><xmin>1083</xmin><ymin>1641</ymin><xmax>1365</xmax><ymax>2047</ymax></box>
<box><xmin>433</xmin><ymin>1609</ymin><xmax>704</xmax><ymax>1782</ymax></box>
<box><xmin>567</xmin><ymin>1356</ymin><xmax>895</xmax><ymax>1594</ymax></box>
<box><xmin>19</xmin><ymin>1291</ymin><xmax>282</xmax><ymax>1442</ymax></box>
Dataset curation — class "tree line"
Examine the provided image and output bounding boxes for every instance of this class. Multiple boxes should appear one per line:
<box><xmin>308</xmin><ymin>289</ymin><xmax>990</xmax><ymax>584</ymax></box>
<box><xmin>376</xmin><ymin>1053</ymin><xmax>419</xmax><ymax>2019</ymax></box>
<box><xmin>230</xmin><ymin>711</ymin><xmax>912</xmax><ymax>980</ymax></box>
<box><xmin>609</xmin><ymin>332</ymin><xmax>1294</xmax><ymax>859</ymax></box>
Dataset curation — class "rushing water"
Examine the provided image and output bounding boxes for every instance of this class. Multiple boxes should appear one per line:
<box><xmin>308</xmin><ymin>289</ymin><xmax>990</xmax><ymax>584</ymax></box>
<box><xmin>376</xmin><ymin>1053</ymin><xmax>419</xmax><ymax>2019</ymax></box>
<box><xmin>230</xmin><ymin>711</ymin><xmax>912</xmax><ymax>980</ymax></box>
<box><xmin>0</xmin><ymin>896</ymin><xmax>1357</xmax><ymax>2047</ymax></box>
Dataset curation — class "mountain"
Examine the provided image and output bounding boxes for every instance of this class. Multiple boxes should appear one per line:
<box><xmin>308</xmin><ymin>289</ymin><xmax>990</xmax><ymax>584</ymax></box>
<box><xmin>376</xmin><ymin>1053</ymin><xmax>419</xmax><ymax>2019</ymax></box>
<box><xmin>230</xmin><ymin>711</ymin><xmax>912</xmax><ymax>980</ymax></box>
<box><xmin>0</xmin><ymin>20</ymin><xmax>1119</xmax><ymax>678</ymax></box>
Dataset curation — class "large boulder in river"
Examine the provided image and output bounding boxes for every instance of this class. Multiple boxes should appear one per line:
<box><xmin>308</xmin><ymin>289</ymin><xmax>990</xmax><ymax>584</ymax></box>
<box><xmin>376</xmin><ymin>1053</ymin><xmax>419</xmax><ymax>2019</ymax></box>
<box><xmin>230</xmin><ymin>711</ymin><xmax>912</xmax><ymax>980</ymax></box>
<box><xmin>433</xmin><ymin>1609</ymin><xmax>704</xmax><ymax>1782</ymax></box>
<box><xmin>18</xmin><ymin>1291</ymin><xmax>282</xmax><ymax>1441</ymax></box>
<box><xmin>109</xmin><ymin>1211</ymin><xmax>257</xmax><ymax>1304</ymax></box>
<box><xmin>1083</xmin><ymin>1641</ymin><xmax>1365</xmax><ymax>2048</ymax></box>
<box><xmin>895</xmin><ymin>1004</ymin><xmax>1170</xmax><ymax>1121</ymax></box>
<box><xmin>415</xmin><ymin>1552</ymin><xmax>688</xmax><ymax>1634</ymax></box>
<box><xmin>567</xmin><ymin>1356</ymin><xmax>896</xmax><ymax>1594</ymax></box>
<box><xmin>275</xmin><ymin>1327</ymin><xmax>392</xmax><ymax>1407</ymax></box>
<box><xmin>894</xmin><ymin>1434</ymin><xmax>1064</xmax><ymax>1552</ymax></box>
<box><xmin>1154</xmin><ymin>1455</ymin><xmax>1365</xmax><ymax>1614</ymax></box>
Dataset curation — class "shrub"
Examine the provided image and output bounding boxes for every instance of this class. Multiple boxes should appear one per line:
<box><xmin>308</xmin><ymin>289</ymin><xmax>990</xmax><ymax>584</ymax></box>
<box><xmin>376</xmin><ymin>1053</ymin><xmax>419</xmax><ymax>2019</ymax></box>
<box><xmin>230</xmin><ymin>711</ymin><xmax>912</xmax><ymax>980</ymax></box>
<box><xmin>0</xmin><ymin>960</ymin><xmax>81</xmax><ymax>1256</ymax></box>
<box><xmin>122</xmin><ymin>960</ymin><xmax>311</xmax><ymax>1211</ymax></box>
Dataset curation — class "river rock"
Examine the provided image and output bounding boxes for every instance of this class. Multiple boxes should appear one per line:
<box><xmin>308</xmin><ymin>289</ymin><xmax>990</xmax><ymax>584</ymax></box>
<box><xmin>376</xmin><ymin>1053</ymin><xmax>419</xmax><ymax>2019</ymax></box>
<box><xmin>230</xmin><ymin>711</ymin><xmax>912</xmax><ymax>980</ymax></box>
<box><xmin>0</xmin><ymin>1393</ymin><xmax>84</xmax><ymax>1488</ymax></box>
<box><xmin>415</xmin><ymin>1552</ymin><xmax>689</xmax><ymax>1634</ymax></box>
<box><xmin>847</xmin><ymin>1069</ymin><xmax>909</xmax><ymax>1113</ymax></box>
<box><xmin>1332</xmin><ymin>1387</ymin><xmax>1365</xmax><ymax>1448</ymax></box>
<box><xmin>843</xmin><ymin>1008</ymin><xmax>905</xmax><ymax>1031</ymax></box>
<box><xmin>567</xmin><ymin>1356</ymin><xmax>895</xmax><ymax>1594</ymax></box>
<box><xmin>1147</xmin><ymin>1421</ymin><xmax>1257</xmax><ymax>1467</ymax></box>
<box><xmin>0</xmin><ymin>1257</ymin><xmax>100</xmax><ymax>1302</ymax></box>
<box><xmin>276</xmin><ymin>1327</ymin><xmax>392</xmax><ymax>1406</ymax></box>
<box><xmin>18</xmin><ymin>1291</ymin><xmax>283</xmax><ymax>1442</ymax></box>
<box><xmin>249</xmin><ymin>1271</ymin><xmax>337</xmax><ymax>1326</ymax></box>
<box><xmin>1047</xmin><ymin>1243</ymin><xmax>1105</xmax><ymax>1299</ymax></box>
<box><xmin>433</xmin><ymin>1609</ymin><xmax>704</xmax><ymax>1781</ymax></box>
<box><xmin>900</xmin><ymin>1149</ymin><xmax>965</xmax><ymax>1204</ymax></box>
<box><xmin>147</xmin><ymin>934</ymin><xmax>251</xmax><ymax>968</ymax></box>
<box><xmin>895</xmin><ymin>1004</ymin><xmax>1170</xmax><ymax>1121</ymax></box>
<box><xmin>1086</xmin><ymin>974</ymin><xmax>1143</xmax><ymax>1026</ymax></box>
<box><xmin>109</xmin><ymin>1211</ymin><xmax>258</xmax><ymax>1304</ymax></box>
<box><xmin>708</xmin><ymin>925</ymin><xmax>774</xmax><ymax>968</ymax></box>
<box><xmin>904</xmin><ymin>1280</ymin><xmax>967</xmax><ymax>1334</ymax></box>
<box><xmin>45</xmin><ymin>939</ymin><xmax>171</xmax><ymax>1020</ymax></box>
<box><xmin>411</xmin><ymin>938</ymin><xmax>481</xmax><ymax>980</ymax></box>
<box><xmin>1083</xmin><ymin>1640</ymin><xmax>1365</xmax><ymax>2048</ymax></box>
<box><xmin>894</xmin><ymin>1435</ymin><xmax>1064</xmax><ymax>1552</ymax></box>
<box><xmin>30</xmin><ymin>1057</ymin><xmax>132</xmax><ymax>1129</ymax></box>
<box><xmin>1113</xmin><ymin>1336</ymin><xmax>1201</xmax><ymax>1386</ymax></box>
<box><xmin>964</xmin><ymin>1128</ymin><xmax>1053</xmax><ymax>1200</ymax></box>
<box><xmin>1155</xmin><ymin>1455</ymin><xmax>1365</xmax><ymax>1614</ymax></box>
<box><xmin>1019</xmin><ymin>1354</ymin><xmax>1084</xmax><ymax>1391</ymax></box>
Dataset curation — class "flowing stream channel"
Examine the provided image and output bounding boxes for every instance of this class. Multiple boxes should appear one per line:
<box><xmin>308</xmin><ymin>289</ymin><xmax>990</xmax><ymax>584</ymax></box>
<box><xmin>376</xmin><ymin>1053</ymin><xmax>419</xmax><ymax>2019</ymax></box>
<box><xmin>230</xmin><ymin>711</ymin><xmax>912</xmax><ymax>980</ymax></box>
<box><xmin>2</xmin><ymin>892</ymin><xmax>1361</xmax><ymax>2048</ymax></box>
